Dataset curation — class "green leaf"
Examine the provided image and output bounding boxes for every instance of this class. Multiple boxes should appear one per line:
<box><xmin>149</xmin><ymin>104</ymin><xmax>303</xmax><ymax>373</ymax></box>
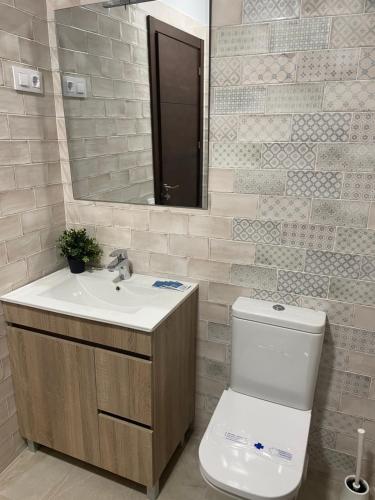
<box><xmin>57</xmin><ymin>228</ymin><xmax>103</xmax><ymax>266</ymax></box>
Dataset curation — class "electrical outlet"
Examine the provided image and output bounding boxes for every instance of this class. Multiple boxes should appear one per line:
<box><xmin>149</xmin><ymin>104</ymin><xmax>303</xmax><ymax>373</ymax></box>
<box><xmin>62</xmin><ymin>75</ymin><xmax>87</xmax><ymax>98</ymax></box>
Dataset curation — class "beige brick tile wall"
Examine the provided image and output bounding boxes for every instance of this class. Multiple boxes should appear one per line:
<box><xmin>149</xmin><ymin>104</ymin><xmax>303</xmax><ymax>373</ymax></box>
<box><xmin>0</xmin><ymin>0</ymin><xmax>65</xmax><ymax>472</ymax></box>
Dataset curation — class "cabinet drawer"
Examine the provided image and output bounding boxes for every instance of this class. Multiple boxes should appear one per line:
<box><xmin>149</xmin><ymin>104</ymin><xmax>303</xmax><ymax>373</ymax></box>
<box><xmin>95</xmin><ymin>349</ymin><xmax>152</xmax><ymax>426</ymax></box>
<box><xmin>3</xmin><ymin>303</ymin><xmax>152</xmax><ymax>356</ymax></box>
<box><xmin>99</xmin><ymin>413</ymin><xmax>153</xmax><ymax>486</ymax></box>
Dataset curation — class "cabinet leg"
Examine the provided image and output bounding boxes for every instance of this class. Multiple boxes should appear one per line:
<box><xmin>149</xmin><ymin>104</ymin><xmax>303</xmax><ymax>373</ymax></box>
<box><xmin>146</xmin><ymin>481</ymin><xmax>159</xmax><ymax>500</ymax></box>
<box><xmin>26</xmin><ymin>440</ymin><xmax>38</xmax><ymax>453</ymax></box>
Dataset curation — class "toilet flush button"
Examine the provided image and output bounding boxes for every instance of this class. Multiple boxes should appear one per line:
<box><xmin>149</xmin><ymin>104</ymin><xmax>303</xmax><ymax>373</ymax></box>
<box><xmin>273</xmin><ymin>304</ymin><xmax>285</xmax><ymax>311</ymax></box>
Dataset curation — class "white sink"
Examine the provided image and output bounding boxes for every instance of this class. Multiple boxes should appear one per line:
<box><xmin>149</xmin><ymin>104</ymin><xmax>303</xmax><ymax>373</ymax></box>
<box><xmin>42</xmin><ymin>273</ymin><xmax>160</xmax><ymax>312</ymax></box>
<box><xmin>1</xmin><ymin>268</ymin><xmax>197</xmax><ymax>332</ymax></box>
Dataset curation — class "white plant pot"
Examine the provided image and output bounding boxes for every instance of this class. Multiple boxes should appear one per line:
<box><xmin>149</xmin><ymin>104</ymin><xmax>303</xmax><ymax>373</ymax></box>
<box><xmin>340</xmin><ymin>475</ymin><xmax>370</xmax><ymax>500</ymax></box>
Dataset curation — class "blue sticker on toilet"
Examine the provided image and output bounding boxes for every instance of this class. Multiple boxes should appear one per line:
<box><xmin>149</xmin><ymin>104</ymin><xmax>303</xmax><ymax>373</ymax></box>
<box><xmin>223</xmin><ymin>430</ymin><xmax>294</xmax><ymax>463</ymax></box>
<box><xmin>254</xmin><ymin>442</ymin><xmax>264</xmax><ymax>450</ymax></box>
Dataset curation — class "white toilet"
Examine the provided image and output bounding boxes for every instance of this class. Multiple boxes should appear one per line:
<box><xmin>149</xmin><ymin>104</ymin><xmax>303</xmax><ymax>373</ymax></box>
<box><xmin>199</xmin><ymin>298</ymin><xmax>326</xmax><ymax>500</ymax></box>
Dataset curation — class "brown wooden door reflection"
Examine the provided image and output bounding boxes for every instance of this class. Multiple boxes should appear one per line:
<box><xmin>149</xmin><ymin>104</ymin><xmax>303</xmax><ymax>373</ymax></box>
<box><xmin>148</xmin><ymin>16</ymin><xmax>204</xmax><ymax>207</ymax></box>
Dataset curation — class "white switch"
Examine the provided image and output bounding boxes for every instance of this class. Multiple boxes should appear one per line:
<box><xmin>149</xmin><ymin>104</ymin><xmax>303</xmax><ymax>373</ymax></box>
<box><xmin>76</xmin><ymin>82</ymin><xmax>85</xmax><ymax>95</ymax></box>
<box><xmin>18</xmin><ymin>72</ymin><xmax>29</xmax><ymax>88</ymax></box>
<box><xmin>12</xmin><ymin>66</ymin><xmax>43</xmax><ymax>94</ymax></box>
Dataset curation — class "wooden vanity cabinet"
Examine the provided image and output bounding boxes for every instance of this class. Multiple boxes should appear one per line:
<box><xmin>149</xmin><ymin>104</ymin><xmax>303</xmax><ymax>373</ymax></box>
<box><xmin>3</xmin><ymin>291</ymin><xmax>198</xmax><ymax>498</ymax></box>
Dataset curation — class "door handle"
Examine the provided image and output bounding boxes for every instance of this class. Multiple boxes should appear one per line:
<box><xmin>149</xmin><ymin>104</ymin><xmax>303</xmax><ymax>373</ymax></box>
<box><xmin>162</xmin><ymin>184</ymin><xmax>180</xmax><ymax>202</ymax></box>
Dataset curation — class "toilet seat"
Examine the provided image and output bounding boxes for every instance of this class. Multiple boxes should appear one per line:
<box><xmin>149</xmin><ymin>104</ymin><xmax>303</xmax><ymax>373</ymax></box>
<box><xmin>199</xmin><ymin>389</ymin><xmax>311</xmax><ymax>500</ymax></box>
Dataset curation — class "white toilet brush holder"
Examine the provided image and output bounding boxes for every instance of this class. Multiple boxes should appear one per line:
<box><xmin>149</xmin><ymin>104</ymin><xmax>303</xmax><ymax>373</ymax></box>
<box><xmin>340</xmin><ymin>429</ymin><xmax>370</xmax><ymax>500</ymax></box>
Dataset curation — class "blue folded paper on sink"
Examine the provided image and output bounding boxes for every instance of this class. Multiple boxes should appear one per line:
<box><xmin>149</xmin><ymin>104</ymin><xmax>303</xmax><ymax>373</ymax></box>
<box><xmin>153</xmin><ymin>280</ymin><xmax>191</xmax><ymax>292</ymax></box>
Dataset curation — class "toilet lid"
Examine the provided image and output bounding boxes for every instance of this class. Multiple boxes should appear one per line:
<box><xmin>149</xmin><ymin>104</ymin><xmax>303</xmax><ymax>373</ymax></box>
<box><xmin>199</xmin><ymin>389</ymin><xmax>311</xmax><ymax>500</ymax></box>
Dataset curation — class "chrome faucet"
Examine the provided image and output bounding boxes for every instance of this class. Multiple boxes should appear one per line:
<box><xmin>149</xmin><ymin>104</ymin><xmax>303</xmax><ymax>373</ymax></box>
<box><xmin>107</xmin><ymin>249</ymin><xmax>132</xmax><ymax>282</ymax></box>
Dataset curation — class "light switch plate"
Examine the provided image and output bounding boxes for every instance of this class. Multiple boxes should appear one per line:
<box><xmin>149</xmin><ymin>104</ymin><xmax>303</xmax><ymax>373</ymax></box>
<box><xmin>62</xmin><ymin>75</ymin><xmax>87</xmax><ymax>98</ymax></box>
<box><xmin>12</xmin><ymin>66</ymin><xmax>43</xmax><ymax>94</ymax></box>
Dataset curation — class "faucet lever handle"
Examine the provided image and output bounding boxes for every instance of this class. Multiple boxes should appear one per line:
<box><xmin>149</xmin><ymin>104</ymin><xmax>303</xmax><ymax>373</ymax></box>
<box><xmin>109</xmin><ymin>249</ymin><xmax>128</xmax><ymax>260</ymax></box>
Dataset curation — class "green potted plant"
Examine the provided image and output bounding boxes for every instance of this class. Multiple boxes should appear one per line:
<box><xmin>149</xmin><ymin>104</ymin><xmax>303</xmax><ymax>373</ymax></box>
<box><xmin>57</xmin><ymin>228</ymin><xmax>102</xmax><ymax>274</ymax></box>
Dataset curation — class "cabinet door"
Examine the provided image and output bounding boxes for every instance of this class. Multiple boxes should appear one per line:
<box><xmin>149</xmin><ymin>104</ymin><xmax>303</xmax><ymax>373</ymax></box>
<box><xmin>8</xmin><ymin>327</ymin><xmax>100</xmax><ymax>466</ymax></box>
<box><xmin>95</xmin><ymin>349</ymin><xmax>152</xmax><ymax>426</ymax></box>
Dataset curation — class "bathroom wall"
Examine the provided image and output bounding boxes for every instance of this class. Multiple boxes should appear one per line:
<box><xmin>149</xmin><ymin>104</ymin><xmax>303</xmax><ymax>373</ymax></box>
<box><xmin>48</xmin><ymin>0</ymin><xmax>375</xmax><ymax>485</ymax></box>
<box><xmin>0</xmin><ymin>0</ymin><xmax>65</xmax><ymax>471</ymax></box>
<box><xmin>209</xmin><ymin>0</ymin><xmax>375</xmax><ymax>483</ymax></box>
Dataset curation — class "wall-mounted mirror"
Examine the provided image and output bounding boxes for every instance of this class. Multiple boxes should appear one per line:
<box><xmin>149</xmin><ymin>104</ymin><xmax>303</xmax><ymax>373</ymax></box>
<box><xmin>55</xmin><ymin>0</ymin><xmax>210</xmax><ymax>209</ymax></box>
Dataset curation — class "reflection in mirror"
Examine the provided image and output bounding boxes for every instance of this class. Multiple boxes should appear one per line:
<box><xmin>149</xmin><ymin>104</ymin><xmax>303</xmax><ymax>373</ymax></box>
<box><xmin>55</xmin><ymin>0</ymin><xmax>210</xmax><ymax>208</ymax></box>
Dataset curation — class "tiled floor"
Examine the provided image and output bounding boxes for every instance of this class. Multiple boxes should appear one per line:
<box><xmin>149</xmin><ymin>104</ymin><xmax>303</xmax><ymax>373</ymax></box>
<box><xmin>0</xmin><ymin>437</ymin><xmax>343</xmax><ymax>500</ymax></box>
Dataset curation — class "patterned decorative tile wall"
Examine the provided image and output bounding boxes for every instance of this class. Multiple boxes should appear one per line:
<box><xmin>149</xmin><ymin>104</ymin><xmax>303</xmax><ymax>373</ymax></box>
<box><xmin>0</xmin><ymin>0</ymin><xmax>65</xmax><ymax>473</ymax></box>
<box><xmin>49</xmin><ymin>0</ymin><xmax>375</xmax><ymax>486</ymax></box>
<box><xmin>209</xmin><ymin>0</ymin><xmax>375</xmax><ymax>484</ymax></box>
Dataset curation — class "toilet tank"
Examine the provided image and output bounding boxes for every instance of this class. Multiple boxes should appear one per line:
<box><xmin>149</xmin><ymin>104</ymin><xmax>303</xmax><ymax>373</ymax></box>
<box><xmin>231</xmin><ymin>298</ymin><xmax>326</xmax><ymax>411</ymax></box>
